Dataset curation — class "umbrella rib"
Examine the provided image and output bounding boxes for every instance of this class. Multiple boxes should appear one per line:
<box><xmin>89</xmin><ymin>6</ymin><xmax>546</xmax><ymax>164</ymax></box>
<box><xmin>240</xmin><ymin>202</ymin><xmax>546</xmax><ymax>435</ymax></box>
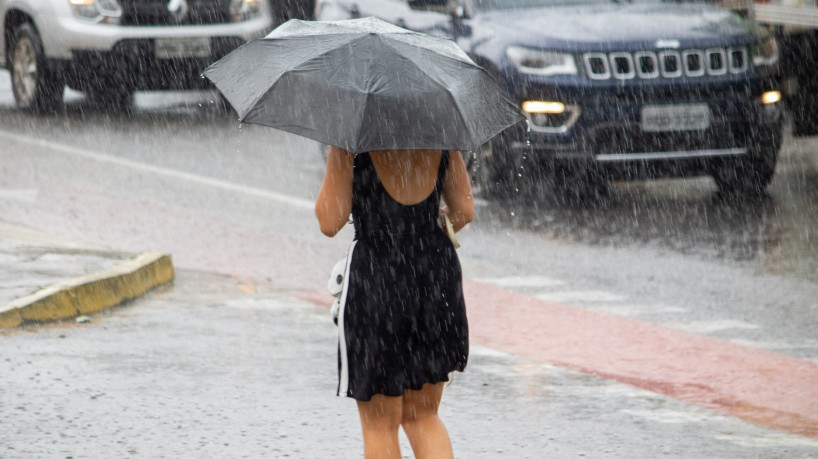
<box><xmin>383</xmin><ymin>33</ymin><xmax>473</xmax><ymax>65</ymax></box>
<box><xmin>379</xmin><ymin>39</ymin><xmax>474</xmax><ymax>146</ymax></box>
<box><xmin>354</xmin><ymin>91</ymin><xmax>371</xmax><ymax>154</ymax></box>
<box><xmin>241</xmin><ymin>35</ymin><xmax>365</xmax><ymax>122</ymax></box>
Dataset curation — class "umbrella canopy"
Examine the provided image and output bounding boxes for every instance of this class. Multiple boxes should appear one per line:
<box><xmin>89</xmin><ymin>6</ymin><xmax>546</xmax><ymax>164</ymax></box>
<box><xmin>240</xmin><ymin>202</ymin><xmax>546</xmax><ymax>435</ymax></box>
<box><xmin>203</xmin><ymin>17</ymin><xmax>524</xmax><ymax>153</ymax></box>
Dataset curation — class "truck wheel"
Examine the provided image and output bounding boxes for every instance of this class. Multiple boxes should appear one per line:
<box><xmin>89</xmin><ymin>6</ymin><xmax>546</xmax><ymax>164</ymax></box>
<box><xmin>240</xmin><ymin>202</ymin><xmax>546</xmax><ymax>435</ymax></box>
<box><xmin>9</xmin><ymin>23</ymin><xmax>64</xmax><ymax>113</ymax></box>
<box><xmin>712</xmin><ymin>132</ymin><xmax>780</xmax><ymax>196</ymax></box>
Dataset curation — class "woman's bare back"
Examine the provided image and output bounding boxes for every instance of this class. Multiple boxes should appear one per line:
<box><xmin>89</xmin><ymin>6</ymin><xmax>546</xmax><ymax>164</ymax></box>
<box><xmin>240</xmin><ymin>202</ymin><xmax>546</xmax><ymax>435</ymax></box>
<box><xmin>369</xmin><ymin>150</ymin><xmax>442</xmax><ymax>206</ymax></box>
<box><xmin>315</xmin><ymin>147</ymin><xmax>473</xmax><ymax>237</ymax></box>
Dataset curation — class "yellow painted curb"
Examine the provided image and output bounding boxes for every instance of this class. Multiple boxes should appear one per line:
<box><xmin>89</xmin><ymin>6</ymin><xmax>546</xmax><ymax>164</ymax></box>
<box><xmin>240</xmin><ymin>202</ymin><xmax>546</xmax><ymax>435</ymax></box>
<box><xmin>0</xmin><ymin>252</ymin><xmax>174</xmax><ymax>328</ymax></box>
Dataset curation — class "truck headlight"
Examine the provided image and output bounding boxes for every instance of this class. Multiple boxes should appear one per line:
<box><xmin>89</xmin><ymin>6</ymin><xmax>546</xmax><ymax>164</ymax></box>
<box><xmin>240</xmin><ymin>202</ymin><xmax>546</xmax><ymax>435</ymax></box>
<box><xmin>69</xmin><ymin>0</ymin><xmax>121</xmax><ymax>24</ymax></box>
<box><xmin>506</xmin><ymin>46</ymin><xmax>577</xmax><ymax>76</ymax></box>
<box><xmin>752</xmin><ymin>36</ymin><xmax>779</xmax><ymax>67</ymax></box>
<box><xmin>230</xmin><ymin>0</ymin><xmax>262</xmax><ymax>22</ymax></box>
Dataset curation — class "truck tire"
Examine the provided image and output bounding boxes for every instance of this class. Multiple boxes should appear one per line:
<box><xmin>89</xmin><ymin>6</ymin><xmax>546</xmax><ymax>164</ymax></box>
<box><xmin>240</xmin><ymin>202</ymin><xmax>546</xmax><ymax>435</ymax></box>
<box><xmin>712</xmin><ymin>131</ymin><xmax>780</xmax><ymax>196</ymax></box>
<box><xmin>9</xmin><ymin>23</ymin><xmax>64</xmax><ymax>113</ymax></box>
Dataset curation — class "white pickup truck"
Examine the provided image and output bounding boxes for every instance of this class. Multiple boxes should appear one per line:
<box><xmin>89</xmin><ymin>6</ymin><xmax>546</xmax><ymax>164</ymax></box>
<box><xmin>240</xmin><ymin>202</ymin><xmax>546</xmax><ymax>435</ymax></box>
<box><xmin>0</xmin><ymin>0</ymin><xmax>274</xmax><ymax>112</ymax></box>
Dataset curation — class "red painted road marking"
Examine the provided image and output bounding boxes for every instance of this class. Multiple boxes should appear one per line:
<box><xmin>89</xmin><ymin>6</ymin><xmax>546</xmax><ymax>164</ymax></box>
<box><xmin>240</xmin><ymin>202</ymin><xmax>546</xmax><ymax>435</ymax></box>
<box><xmin>298</xmin><ymin>282</ymin><xmax>818</xmax><ymax>439</ymax></box>
<box><xmin>463</xmin><ymin>280</ymin><xmax>818</xmax><ymax>439</ymax></box>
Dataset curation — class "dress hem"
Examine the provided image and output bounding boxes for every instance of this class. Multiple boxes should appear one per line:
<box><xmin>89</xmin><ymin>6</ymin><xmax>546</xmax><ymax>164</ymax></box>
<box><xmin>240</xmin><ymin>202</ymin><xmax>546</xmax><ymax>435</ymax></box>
<box><xmin>340</xmin><ymin>367</ymin><xmax>467</xmax><ymax>402</ymax></box>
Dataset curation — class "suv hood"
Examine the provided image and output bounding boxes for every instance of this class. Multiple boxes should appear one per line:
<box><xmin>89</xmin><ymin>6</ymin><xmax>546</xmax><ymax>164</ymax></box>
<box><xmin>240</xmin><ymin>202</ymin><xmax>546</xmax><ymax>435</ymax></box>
<box><xmin>477</xmin><ymin>3</ymin><xmax>754</xmax><ymax>49</ymax></box>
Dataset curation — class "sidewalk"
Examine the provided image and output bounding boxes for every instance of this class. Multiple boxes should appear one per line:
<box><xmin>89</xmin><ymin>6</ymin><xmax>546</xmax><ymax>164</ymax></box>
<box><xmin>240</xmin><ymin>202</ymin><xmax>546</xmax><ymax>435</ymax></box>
<box><xmin>1</xmin><ymin>229</ymin><xmax>817</xmax><ymax>457</ymax></box>
<box><xmin>0</xmin><ymin>221</ymin><xmax>173</xmax><ymax>327</ymax></box>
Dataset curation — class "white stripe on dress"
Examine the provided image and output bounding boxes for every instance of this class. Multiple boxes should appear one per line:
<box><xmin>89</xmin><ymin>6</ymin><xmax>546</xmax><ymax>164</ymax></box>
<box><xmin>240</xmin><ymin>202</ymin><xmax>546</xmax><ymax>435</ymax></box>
<box><xmin>337</xmin><ymin>240</ymin><xmax>358</xmax><ymax>397</ymax></box>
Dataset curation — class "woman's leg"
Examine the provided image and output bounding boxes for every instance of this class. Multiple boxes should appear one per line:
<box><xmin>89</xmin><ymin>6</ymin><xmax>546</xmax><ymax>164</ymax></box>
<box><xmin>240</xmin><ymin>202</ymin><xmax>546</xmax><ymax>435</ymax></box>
<box><xmin>356</xmin><ymin>394</ymin><xmax>403</xmax><ymax>459</ymax></box>
<box><xmin>401</xmin><ymin>382</ymin><xmax>454</xmax><ymax>459</ymax></box>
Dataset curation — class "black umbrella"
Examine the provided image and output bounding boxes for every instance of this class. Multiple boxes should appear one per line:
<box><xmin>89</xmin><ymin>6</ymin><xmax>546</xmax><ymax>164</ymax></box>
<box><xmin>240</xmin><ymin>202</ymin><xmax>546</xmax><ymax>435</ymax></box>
<box><xmin>203</xmin><ymin>17</ymin><xmax>524</xmax><ymax>153</ymax></box>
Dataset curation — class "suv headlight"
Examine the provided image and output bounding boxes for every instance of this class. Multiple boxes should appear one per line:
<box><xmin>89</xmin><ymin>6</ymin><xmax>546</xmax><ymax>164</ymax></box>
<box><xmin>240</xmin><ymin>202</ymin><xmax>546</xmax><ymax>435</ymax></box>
<box><xmin>230</xmin><ymin>0</ymin><xmax>262</xmax><ymax>22</ymax></box>
<box><xmin>752</xmin><ymin>36</ymin><xmax>779</xmax><ymax>67</ymax></box>
<box><xmin>69</xmin><ymin>0</ymin><xmax>121</xmax><ymax>24</ymax></box>
<box><xmin>506</xmin><ymin>46</ymin><xmax>578</xmax><ymax>76</ymax></box>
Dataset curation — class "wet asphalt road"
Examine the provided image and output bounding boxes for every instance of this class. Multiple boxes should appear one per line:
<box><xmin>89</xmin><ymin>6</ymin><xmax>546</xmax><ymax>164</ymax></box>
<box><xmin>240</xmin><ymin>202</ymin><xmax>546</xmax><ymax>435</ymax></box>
<box><xmin>1</xmin><ymin>73</ymin><xmax>818</xmax><ymax>455</ymax></box>
<box><xmin>1</xmin><ymin>72</ymin><xmax>816</xmax><ymax>359</ymax></box>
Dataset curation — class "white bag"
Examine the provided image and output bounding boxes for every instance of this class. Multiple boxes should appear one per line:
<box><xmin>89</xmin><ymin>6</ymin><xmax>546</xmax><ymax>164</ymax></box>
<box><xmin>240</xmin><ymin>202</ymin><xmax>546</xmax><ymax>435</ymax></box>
<box><xmin>327</xmin><ymin>255</ymin><xmax>347</xmax><ymax>325</ymax></box>
<box><xmin>327</xmin><ymin>256</ymin><xmax>347</xmax><ymax>298</ymax></box>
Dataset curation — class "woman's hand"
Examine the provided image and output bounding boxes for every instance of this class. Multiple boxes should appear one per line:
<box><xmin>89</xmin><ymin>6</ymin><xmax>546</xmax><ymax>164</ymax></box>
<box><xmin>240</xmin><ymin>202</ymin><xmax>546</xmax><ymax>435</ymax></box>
<box><xmin>315</xmin><ymin>146</ymin><xmax>354</xmax><ymax>237</ymax></box>
<box><xmin>441</xmin><ymin>151</ymin><xmax>474</xmax><ymax>233</ymax></box>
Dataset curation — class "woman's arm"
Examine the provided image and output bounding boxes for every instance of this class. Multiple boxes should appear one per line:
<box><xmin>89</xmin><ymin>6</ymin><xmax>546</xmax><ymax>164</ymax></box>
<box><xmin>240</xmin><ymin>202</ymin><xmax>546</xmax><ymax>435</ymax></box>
<box><xmin>441</xmin><ymin>150</ymin><xmax>475</xmax><ymax>233</ymax></box>
<box><xmin>315</xmin><ymin>146</ymin><xmax>354</xmax><ymax>237</ymax></box>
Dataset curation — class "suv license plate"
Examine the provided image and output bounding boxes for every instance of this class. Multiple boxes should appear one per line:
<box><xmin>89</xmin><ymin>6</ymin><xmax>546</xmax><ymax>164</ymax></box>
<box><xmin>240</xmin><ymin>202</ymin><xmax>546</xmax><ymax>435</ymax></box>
<box><xmin>641</xmin><ymin>104</ymin><xmax>711</xmax><ymax>132</ymax></box>
<box><xmin>155</xmin><ymin>37</ymin><xmax>211</xmax><ymax>59</ymax></box>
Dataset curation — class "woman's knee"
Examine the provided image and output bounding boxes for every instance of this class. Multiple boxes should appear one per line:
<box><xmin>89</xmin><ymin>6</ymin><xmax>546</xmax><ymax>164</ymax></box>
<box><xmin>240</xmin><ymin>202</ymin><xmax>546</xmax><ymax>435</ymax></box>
<box><xmin>401</xmin><ymin>383</ymin><xmax>443</xmax><ymax>426</ymax></box>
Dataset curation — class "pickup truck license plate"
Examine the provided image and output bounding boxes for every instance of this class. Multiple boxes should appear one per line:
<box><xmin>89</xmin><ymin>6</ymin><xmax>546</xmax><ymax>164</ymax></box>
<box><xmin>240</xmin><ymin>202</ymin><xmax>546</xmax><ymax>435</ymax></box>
<box><xmin>155</xmin><ymin>37</ymin><xmax>211</xmax><ymax>59</ymax></box>
<box><xmin>641</xmin><ymin>104</ymin><xmax>711</xmax><ymax>132</ymax></box>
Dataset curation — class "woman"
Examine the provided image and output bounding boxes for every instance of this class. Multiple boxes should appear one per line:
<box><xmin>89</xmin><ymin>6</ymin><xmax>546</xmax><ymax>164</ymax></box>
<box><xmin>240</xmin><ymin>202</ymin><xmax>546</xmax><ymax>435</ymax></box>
<box><xmin>315</xmin><ymin>146</ymin><xmax>474</xmax><ymax>459</ymax></box>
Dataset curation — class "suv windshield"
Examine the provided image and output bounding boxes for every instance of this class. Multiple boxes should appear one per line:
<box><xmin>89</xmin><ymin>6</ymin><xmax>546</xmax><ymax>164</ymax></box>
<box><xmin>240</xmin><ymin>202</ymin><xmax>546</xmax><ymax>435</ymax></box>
<box><xmin>473</xmin><ymin>0</ymin><xmax>714</xmax><ymax>10</ymax></box>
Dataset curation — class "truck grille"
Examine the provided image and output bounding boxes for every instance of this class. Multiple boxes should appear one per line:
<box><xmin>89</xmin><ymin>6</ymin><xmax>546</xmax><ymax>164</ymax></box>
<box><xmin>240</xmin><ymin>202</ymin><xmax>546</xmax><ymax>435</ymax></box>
<box><xmin>119</xmin><ymin>0</ymin><xmax>231</xmax><ymax>26</ymax></box>
<box><xmin>583</xmin><ymin>47</ymin><xmax>748</xmax><ymax>80</ymax></box>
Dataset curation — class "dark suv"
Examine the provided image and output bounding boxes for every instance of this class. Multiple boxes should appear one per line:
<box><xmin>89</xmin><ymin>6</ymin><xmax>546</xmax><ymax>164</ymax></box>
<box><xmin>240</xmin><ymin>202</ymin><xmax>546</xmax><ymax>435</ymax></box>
<box><xmin>316</xmin><ymin>0</ymin><xmax>783</xmax><ymax>197</ymax></box>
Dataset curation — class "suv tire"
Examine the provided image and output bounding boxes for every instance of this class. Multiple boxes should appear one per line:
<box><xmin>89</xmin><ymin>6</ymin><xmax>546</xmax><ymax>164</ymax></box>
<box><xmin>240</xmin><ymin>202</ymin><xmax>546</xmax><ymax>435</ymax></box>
<box><xmin>84</xmin><ymin>77</ymin><xmax>135</xmax><ymax>110</ymax></box>
<box><xmin>552</xmin><ymin>163</ymin><xmax>611</xmax><ymax>205</ymax></box>
<box><xmin>712</xmin><ymin>130</ymin><xmax>780</xmax><ymax>196</ymax></box>
<box><xmin>9</xmin><ymin>23</ymin><xmax>64</xmax><ymax>113</ymax></box>
<box><xmin>472</xmin><ymin>132</ymin><xmax>527</xmax><ymax>199</ymax></box>
<box><xmin>792</xmin><ymin>91</ymin><xmax>818</xmax><ymax>137</ymax></box>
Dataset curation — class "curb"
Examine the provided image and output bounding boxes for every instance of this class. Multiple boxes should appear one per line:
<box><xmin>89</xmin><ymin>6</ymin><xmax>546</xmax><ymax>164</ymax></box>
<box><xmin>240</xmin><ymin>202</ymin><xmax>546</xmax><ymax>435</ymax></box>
<box><xmin>0</xmin><ymin>252</ymin><xmax>175</xmax><ymax>328</ymax></box>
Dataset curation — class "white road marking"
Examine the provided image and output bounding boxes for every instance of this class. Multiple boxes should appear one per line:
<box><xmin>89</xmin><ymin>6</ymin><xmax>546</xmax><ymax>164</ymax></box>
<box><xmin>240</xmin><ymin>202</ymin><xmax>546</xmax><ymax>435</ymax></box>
<box><xmin>713</xmin><ymin>432</ymin><xmax>818</xmax><ymax>449</ymax></box>
<box><xmin>0</xmin><ymin>130</ymin><xmax>315</xmax><ymax>212</ymax></box>
<box><xmin>0</xmin><ymin>221</ymin><xmax>95</xmax><ymax>249</ymax></box>
<box><xmin>536</xmin><ymin>290</ymin><xmax>627</xmax><ymax>303</ymax></box>
<box><xmin>662</xmin><ymin>319</ymin><xmax>760</xmax><ymax>334</ymax></box>
<box><xmin>590</xmin><ymin>303</ymin><xmax>688</xmax><ymax>317</ymax></box>
<box><xmin>469</xmin><ymin>344</ymin><xmax>514</xmax><ymax>359</ymax></box>
<box><xmin>622</xmin><ymin>408</ymin><xmax>721</xmax><ymax>424</ymax></box>
<box><xmin>474</xmin><ymin>275</ymin><xmax>566</xmax><ymax>289</ymax></box>
<box><xmin>0</xmin><ymin>189</ymin><xmax>38</xmax><ymax>202</ymax></box>
<box><xmin>623</xmin><ymin>408</ymin><xmax>818</xmax><ymax>448</ymax></box>
<box><xmin>728</xmin><ymin>338</ymin><xmax>818</xmax><ymax>351</ymax></box>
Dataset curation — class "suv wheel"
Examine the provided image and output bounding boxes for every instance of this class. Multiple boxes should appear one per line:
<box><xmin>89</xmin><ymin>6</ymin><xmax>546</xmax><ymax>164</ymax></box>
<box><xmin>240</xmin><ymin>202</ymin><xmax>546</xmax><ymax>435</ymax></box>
<box><xmin>552</xmin><ymin>163</ymin><xmax>611</xmax><ymax>205</ymax></box>
<box><xmin>9</xmin><ymin>23</ymin><xmax>64</xmax><ymax>113</ymax></box>
<box><xmin>472</xmin><ymin>133</ymin><xmax>526</xmax><ymax>199</ymax></box>
<box><xmin>712</xmin><ymin>131</ymin><xmax>780</xmax><ymax>196</ymax></box>
<box><xmin>85</xmin><ymin>77</ymin><xmax>135</xmax><ymax>110</ymax></box>
<box><xmin>792</xmin><ymin>91</ymin><xmax>818</xmax><ymax>137</ymax></box>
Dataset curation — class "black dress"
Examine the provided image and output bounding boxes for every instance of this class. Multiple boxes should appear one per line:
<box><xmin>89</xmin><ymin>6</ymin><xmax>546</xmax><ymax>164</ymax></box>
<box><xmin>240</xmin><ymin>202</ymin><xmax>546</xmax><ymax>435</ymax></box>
<box><xmin>336</xmin><ymin>151</ymin><xmax>469</xmax><ymax>401</ymax></box>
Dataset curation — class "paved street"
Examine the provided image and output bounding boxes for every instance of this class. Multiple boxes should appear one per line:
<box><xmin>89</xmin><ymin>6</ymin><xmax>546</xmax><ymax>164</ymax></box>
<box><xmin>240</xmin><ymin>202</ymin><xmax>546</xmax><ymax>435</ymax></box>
<box><xmin>3</xmin><ymin>270</ymin><xmax>818</xmax><ymax>458</ymax></box>
<box><xmin>2</xmin><ymin>70</ymin><xmax>818</xmax><ymax>457</ymax></box>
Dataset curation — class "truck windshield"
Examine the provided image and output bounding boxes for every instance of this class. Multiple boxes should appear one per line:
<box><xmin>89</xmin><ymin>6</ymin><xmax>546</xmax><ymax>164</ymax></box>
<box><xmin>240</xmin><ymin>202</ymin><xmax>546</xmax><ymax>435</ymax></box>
<box><xmin>473</xmin><ymin>0</ymin><xmax>715</xmax><ymax>9</ymax></box>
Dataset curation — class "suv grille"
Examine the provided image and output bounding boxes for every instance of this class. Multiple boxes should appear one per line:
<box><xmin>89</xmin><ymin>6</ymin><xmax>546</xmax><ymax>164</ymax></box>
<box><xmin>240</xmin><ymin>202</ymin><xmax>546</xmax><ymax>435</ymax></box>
<box><xmin>583</xmin><ymin>47</ymin><xmax>748</xmax><ymax>80</ymax></box>
<box><xmin>120</xmin><ymin>0</ymin><xmax>231</xmax><ymax>26</ymax></box>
